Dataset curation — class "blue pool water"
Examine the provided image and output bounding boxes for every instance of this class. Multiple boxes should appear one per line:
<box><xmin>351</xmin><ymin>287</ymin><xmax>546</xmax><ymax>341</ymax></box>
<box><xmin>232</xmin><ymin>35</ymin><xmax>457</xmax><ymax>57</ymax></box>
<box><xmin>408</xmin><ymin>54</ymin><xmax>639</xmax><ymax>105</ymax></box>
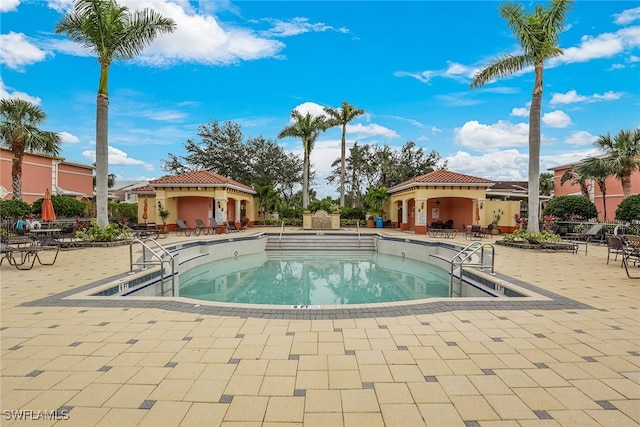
<box><xmin>178</xmin><ymin>251</ymin><xmax>450</xmax><ymax>305</ymax></box>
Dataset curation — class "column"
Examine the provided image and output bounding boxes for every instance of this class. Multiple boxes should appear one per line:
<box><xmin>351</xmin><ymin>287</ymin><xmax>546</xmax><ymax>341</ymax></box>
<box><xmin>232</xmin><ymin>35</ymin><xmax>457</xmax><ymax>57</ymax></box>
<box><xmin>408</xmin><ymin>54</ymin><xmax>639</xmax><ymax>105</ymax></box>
<box><xmin>235</xmin><ymin>199</ymin><xmax>241</xmax><ymax>223</ymax></box>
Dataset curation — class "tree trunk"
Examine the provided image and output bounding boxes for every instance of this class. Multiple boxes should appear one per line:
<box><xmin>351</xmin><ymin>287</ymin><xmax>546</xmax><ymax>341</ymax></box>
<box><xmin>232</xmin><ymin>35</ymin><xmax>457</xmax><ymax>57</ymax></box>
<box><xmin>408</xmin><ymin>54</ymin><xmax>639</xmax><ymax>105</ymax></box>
<box><xmin>527</xmin><ymin>62</ymin><xmax>543</xmax><ymax>233</ymax></box>
<box><xmin>340</xmin><ymin>123</ymin><xmax>346</xmax><ymax>207</ymax></box>
<box><xmin>621</xmin><ymin>174</ymin><xmax>632</xmax><ymax>197</ymax></box>
<box><xmin>95</xmin><ymin>72</ymin><xmax>110</xmax><ymax>228</ymax></box>
<box><xmin>602</xmin><ymin>189</ymin><xmax>607</xmax><ymax>221</ymax></box>
<box><xmin>302</xmin><ymin>143</ymin><xmax>309</xmax><ymax>209</ymax></box>
<box><xmin>11</xmin><ymin>148</ymin><xmax>23</xmax><ymax>201</ymax></box>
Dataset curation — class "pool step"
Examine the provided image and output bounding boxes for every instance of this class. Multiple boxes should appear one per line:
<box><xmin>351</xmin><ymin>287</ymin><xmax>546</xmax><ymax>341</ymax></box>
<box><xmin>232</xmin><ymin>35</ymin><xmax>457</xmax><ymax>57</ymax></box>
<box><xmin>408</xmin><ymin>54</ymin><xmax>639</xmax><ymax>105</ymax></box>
<box><xmin>266</xmin><ymin>235</ymin><xmax>375</xmax><ymax>251</ymax></box>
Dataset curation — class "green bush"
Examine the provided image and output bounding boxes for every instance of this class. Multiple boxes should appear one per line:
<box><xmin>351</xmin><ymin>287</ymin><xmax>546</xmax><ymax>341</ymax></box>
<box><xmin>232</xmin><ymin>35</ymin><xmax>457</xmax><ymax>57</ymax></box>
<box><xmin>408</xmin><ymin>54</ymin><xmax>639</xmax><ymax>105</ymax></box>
<box><xmin>109</xmin><ymin>202</ymin><xmax>137</xmax><ymax>224</ymax></box>
<box><xmin>340</xmin><ymin>207</ymin><xmax>366</xmax><ymax>220</ymax></box>
<box><xmin>0</xmin><ymin>199</ymin><xmax>32</xmax><ymax>219</ymax></box>
<box><xmin>615</xmin><ymin>194</ymin><xmax>640</xmax><ymax>222</ymax></box>
<box><xmin>543</xmin><ymin>195</ymin><xmax>598</xmax><ymax>221</ymax></box>
<box><xmin>31</xmin><ymin>195</ymin><xmax>88</xmax><ymax>218</ymax></box>
<box><xmin>76</xmin><ymin>219</ymin><xmax>127</xmax><ymax>241</ymax></box>
<box><xmin>280</xmin><ymin>207</ymin><xmax>303</xmax><ymax>219</ymax></box>
<box><xmin>258</xmin><ymin>218</ymin><xmax>302</xmax><ymax>227</ymax></box>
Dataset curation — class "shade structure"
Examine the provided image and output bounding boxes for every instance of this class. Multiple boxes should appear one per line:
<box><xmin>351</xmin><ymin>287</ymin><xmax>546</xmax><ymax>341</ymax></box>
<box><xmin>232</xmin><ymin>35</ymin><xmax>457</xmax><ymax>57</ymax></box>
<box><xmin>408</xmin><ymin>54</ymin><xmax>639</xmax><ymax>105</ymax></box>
<box><xmin>42</xmin><ymin>188</ymin><xmax>56</xmax><ymax>222</ymax></box>
<box><xmin>142</xmin><ymin>197</ymin><xmax>148</xmax><ymax>222</ymax></box>
<box><xmin>475</xmin><ymin>200</ymin><xmax>481</xmax><ymax>224</ymax></box>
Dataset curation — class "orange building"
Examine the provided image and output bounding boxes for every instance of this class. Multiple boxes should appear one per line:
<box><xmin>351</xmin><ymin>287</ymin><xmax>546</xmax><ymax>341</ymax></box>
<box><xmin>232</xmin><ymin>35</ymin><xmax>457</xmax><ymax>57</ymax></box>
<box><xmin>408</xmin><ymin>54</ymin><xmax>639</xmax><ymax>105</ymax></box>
<box><xmin>0</xmin><ymin>148</ymin><xmax>94</xmax><ymax>203</ymax></box>
<box><xmin>549</xmin><ymin>160</ymin><xmax>640</xmax><ymax>221</ymax></box>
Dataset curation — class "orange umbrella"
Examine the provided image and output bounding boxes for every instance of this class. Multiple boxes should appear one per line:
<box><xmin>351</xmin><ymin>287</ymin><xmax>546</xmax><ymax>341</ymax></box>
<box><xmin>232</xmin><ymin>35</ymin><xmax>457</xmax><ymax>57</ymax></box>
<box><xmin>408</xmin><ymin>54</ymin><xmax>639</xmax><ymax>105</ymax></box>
<box><xmin>475</xmin><ymin>200</ymin><xmax>481</xmax><ymax>224</ymax></box>
<box><xmin>42</xmin><ymin>188</ymin><xmax>56</xmax><ymax>222</ymax></box>
<box><xmin>142</xmin><ymin>197</ymin><xmax>148</xmax><ymax>223</ymax></box>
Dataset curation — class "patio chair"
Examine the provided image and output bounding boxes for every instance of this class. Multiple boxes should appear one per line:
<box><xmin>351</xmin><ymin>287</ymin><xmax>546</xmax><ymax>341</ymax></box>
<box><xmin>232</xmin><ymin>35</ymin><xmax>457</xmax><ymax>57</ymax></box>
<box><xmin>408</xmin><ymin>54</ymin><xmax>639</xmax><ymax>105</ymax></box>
<box><xmin>0</xmin><ymin>242</ymin><xmax>60</xmax><ymax>270</ymax></box>
<box><xmin>227</xmin><ymin>221</ymin><xmax>239</xmax><ymax>233</ymax></box>
<box><xmin>606</xmin><ymin>235</ymin><xmax>626</xmax><ymax>265</ymax></box>
<box><xmin>195</xmin><ymin>219</ymin><xmax>212</xmax><ymax>235</ymax></box>
<box><xmin>175</xmin><ymin>219</ymin><xmax>196</xmax><ymax>236</ymax></box>
<box><xmin>461</xmin><ymin>224</ymin><xmax>472</xmax><ymax>240</ymax></box>
<box><xmin>240</xmin><ymin>217</ymin><xmax>249</xmax><ymax>230</ymax></box>
<box><xmin>470</xmin><ymin>224</ymin><xmax>484</xmax><ymax>239</ymax></box>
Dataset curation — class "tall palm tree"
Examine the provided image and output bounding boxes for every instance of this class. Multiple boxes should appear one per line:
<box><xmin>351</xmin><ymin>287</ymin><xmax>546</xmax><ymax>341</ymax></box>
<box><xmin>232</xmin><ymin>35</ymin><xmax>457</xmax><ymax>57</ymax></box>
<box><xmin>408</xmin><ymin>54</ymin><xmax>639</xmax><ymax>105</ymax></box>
<box><xmin>323</xmin><ymin>101</ymin><xmax>365</xmax><ymax>207</ymax></box>
<box><xmin>55</xmin><ymin>0</ymin><xmax>176</xmax><ymax>227</ymax></box>
<box><xmin>578</xmin><ymin>157</ymin><xmax>614</xmax><ymax>221</ymax></box>
<box><xmin>560</xmin><ymin>167</ymin><xmax>590</xmax><ymax>199</ymax></box>
<box><xmin>0</xmin><ymin>99</ymin><xmax>61</xmax><ymax>201</ymax></box>
<box><xmin>539</xmin><ymin>172</ymin><xmax>554</xmax><ymax>196</ymax></box>
<box><xmin>470</xmin><ymin>0</ymin><xmax>573</xmax><ymax>233</ymax></box>
<box><xmin>592</xmin><ymin>129</ymin><xmax>640</xmax><ymax>197</ymax></box>
<box><xmin>278</xmin><ymin>110</ymin><xmax>328</xmax><ymax>209</ymax></box>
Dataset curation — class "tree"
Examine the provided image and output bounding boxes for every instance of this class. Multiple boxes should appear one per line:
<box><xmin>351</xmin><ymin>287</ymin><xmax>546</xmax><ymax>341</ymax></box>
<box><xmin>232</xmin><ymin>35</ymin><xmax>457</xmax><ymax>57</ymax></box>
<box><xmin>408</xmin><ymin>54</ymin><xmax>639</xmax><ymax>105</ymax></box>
<box><xmin>278</xmin><ymin>110</ymin><xmax>329</xmax><ymax>209</ymax></box>
<box><xmin>592</xmin><ymin>129</ymin><xmax>640</xmax><ymax>197</ymax></box>
<box><xmin>539</xmin><ymin>172</ymin><xmax>554</xmax><ymax>196</ymax></box>
<box><xmin>470</xmin><ymin>0</ymin><xmax>573</xmax><ymax>233</ymax></box>
<box><xmin>615</xmin><ymin>194</ymin><xmax>640</xmax><ymax>222</ymax></box>
<box><xmin>0</xmin><ymin>99</ymin><xmax>61</xmax><ymax>201</ymax></box>
<box><xmin>578</xmin><ymin>157</ymin><xmax>614</xmax><ymax>220</ymax></box>
<box><xmin>560</xmin><ymin>167</ymin><xmax>590</xmax><ymax>199</ymax></box>
<box><xmin>255</xmin><ymin>183</ymin><xmax>281</xmax><ymax>219</ymax></box>
<box><xmin>543</xmin><ymin>195</ymin><xmax>597</xmax><ymax>221</ymax></box>
<box><xmin>56</xmin><ymin>0</ymin><xmax>176</xmax><ymax>227</ymax></box>
<box><xmin>365</xmin><ymin>186</ymin><xmax>388</xmax><ymax>218</ymax></box>
<box><xmin>323</xmin><ymin>101</ymin><xmax>365</xmax><ymax>207</ymax></box>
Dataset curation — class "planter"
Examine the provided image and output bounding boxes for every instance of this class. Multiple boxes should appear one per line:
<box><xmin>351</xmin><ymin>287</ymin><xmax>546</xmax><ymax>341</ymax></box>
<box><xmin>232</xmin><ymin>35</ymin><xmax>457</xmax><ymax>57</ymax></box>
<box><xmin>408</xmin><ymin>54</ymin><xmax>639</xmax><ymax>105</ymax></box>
<box><xmin>367</xmin><ymin>219</ymin><xmax>375</xmax><ymax>228</ymax></box>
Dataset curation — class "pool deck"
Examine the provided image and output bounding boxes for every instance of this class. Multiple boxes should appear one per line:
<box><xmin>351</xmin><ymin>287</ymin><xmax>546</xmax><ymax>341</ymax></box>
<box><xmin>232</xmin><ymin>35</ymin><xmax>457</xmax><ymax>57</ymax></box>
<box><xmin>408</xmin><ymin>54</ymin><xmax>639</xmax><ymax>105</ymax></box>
<box><xmin>1</xmin><ymin>227</ymin><xmax>639</xmax><ymax>426</ymax></box>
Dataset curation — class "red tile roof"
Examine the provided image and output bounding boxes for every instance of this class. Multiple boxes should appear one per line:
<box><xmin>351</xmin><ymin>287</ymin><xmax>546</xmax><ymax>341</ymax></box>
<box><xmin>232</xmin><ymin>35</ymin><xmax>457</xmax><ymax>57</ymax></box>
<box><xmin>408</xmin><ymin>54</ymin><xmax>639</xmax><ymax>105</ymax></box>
<box><xmin>388</xmin><ymin>169</ymin><xmax>494</xmax><ymax>193</ymax></box>
<box><xmin>131</xmin><ymin>185</ymin><xmax>155</xmax><ymax>193</ymax></box>
<box><xmin>149</xmin><ymin>171</ymin><xmax>255</xmax><ymax>193</ymax></box>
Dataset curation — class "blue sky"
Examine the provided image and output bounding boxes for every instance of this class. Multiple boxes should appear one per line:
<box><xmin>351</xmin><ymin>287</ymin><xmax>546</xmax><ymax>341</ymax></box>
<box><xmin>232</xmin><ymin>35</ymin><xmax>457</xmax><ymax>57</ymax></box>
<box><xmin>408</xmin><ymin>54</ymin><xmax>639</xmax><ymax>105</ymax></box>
<box><xmin>1</xmin><ymin>0</ymin><xmax>639</xmax><ymax>197</ymax></box>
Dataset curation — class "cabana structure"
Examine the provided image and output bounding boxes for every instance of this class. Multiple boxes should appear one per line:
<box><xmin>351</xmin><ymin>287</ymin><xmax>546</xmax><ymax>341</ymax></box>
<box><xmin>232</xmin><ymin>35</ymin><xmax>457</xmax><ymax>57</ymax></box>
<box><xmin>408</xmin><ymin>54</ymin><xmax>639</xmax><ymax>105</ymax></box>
<box><xmin>133</xmin><ymin>171</ymin><xmax>257</xmax><ymax>231</ymax></box>
<box><xmin>387</xmin><ymin>170</ymin><xmax>520</xmax><ymax>234</ymax></box>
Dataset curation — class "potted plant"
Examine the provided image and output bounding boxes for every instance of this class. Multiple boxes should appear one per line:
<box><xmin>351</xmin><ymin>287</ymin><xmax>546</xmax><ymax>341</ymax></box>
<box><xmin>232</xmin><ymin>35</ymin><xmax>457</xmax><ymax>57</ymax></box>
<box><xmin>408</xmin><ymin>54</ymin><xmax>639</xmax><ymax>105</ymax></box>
<box><xmin>159</xmin><ymin>208</ymin><xmax>169</xmax><ymax>234</ymax></box>
<box><xmin>367</xmin><ymin>215</ymin><xmax>375</xmax><ymax>228</ymax></box>
<box><xmin>365</xmin><ymin>186</ymin><xmax>388</xmax><ymax>228</ymax></box>
<box><xmin>490</xmin><ymin>209</ymin><xmax>504</xmax><ymax>235</ymax></box>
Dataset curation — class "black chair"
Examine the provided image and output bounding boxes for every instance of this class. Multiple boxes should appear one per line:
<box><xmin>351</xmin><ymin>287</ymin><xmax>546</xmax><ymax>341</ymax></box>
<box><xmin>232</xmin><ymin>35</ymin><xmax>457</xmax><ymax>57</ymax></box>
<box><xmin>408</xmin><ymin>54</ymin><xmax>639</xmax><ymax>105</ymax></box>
<box><xmin>195</xmin><ymin>219</ymin><xmax>212</xmax><ymax>235</ymax></box>
<box><xmin>606</xmin><ymin>235</ymin><xmax>626</xmax><ymax>265</ymax></box>
<box><xmin>175</xmin><ymin>219</ymin><xmax>197</xmax><ymax>236</ymax></box>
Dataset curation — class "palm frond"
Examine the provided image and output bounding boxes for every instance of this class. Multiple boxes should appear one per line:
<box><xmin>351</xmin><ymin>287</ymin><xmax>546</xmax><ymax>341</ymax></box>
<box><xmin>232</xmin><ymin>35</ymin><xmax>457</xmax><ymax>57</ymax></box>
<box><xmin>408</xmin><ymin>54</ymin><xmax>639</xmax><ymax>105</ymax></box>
<box><xmin>470</xmin><ymin>54</ymin><xmax>532</xmax><ymax>88</ymax></box>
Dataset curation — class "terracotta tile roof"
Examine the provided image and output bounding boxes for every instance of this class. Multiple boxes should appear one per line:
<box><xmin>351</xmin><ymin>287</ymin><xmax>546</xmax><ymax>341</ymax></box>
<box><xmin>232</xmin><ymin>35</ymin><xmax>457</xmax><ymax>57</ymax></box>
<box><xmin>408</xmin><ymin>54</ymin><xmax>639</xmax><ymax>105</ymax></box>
<box><xmin>149</xmin><ymin>171</ymin><xmax>256</xmax><ymax>193</ymax></box>
<box><xmin>131</xmin><ymin>185</ymin><xmax>155</xmax><ymax>193</ymax></box>
<box><xmin>388</xmin><ymin>169</ymin><xmax>494</xmax><ymax>192</ymax></box>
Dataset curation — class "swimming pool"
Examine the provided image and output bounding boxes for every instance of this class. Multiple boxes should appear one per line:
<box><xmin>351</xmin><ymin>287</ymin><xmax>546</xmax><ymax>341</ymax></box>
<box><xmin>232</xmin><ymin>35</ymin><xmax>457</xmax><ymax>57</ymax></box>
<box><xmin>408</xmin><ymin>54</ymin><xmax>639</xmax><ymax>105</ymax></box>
<box><xmin>178</xmin><ymin>251</ymin><xmax>450</xmax><ymax>305</ymax></box>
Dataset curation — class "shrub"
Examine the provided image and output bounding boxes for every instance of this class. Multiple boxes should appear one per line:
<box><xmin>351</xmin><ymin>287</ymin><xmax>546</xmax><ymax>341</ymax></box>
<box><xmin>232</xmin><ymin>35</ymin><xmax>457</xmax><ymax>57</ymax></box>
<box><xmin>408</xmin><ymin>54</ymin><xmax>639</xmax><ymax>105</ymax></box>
<box><xmin>615</xmin><ymin>194</ymin><xmax>640</xmax><ymax>222</ymax></box>
<box><xmin>543</xmin><ymin>195</ymin><xmax>597</xmax><ymax>221</ymax></box>
<box><xmin>109</xmin><ymin>202</ymin><xmax>137</xmax><ymax>225</ymax></box>
<box><xmin>76</xmin><ymin>219</ymin><xmax>127</xmax><ymax>241</ymax></box>
<box><xmin>0</xmin><ymin>199</ymin><xmax>32</xmax><ymax>219</ymax></box>
<box><xmin>31</xmin><ymin>195</ymin><xmax>88</xmax><ymax>218</ymax></box>
<box><xmin>340</xmin><ymin>207</ymin><xmax>366</xmax><ymax>220</ymax></box>
<box><xmin>280</xmin><ymin>207</ymin><xmax>303</xmax><ymax>219</ymax></box>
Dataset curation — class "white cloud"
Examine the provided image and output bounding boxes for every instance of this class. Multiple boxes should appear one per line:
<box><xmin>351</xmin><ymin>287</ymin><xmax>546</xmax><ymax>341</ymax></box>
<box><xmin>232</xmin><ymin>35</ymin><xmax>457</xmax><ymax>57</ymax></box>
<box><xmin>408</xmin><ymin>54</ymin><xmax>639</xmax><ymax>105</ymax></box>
<box><xmin>82</xmin><ymin>146</ymin><xmax>153</xmax><ymax>171</ymax></box>
<box><xmin>614</xmin><ymin>6</ymin><xmax>640</xmax><ymax>25</ymax></box>
<box><xmin>445</xmin><ymin>149</ymin><xmax>529</xmax><ymax>181</ymax></box>
<box><xmin>0</xmin><ymin>77</ymin><xmax>41</xmax><ymax>104</ymax></box>
<box><xmin>431</xmin><ymin>126</ymin><xmax>442</xmax><ymax>133</ymax></box>
<box><xmin>554</xmin><ymin>26</ymin><xmax>640</xmax><ymax>66</ymax></box>
<box><xmin>454</xmin><ymin>120</ymin><xmax>529</xmax><ymax>150</ymax></box>
<box><xmin>135</xmin><ymin>108</ymin><xmax>187</xmax><ymax>122</ymax></box>
<box><xmin>394</xmin><ymin>61</ymin><xmax>477</xmax><ymax>85</ymax></box>
<box><xmin>0</xmin><ymin>32</ymin><xmax>47</xmax><ymax>71</ymax></box>
<box><xmin>0</xmin><ymin>0</ymin><xmax>20</xmax><ymax>12</ymax></box>
<box><xmin>550</xmin><ymin>89</ymin><xmax>624</xmax><ymax>105</ymax></box>
<box><xmin>564</xmin><ymin>131</ymin><xmax>598</xmax><ymax>146</ymax></box>
<box><xmin>46</xmin><ymin>0</ymin><xmax>73</xmax><ymax>12</ymax></box>
<box><xmin>346</xmin><ymin>123</ymin><xmax>399</xmax><ymax>139</ymax></box>
<box><xmin>542</xmin><ymin>110</ymin><xmax>572</xmax><ymax>128</ymax></box>
<box><xmin>511</xmin><ymin>107</ymin><xmax>529</xmax><ymax>117</ymax></box>
<box><xmin>290</xmin><ymin>101</ymin><xmax>328</xmax><ymax>119</ymax></box>
<box><xmin>261</xmin><ymin>17</ymin><xmax>348</xmax><ymax>37</ymax></box>
<box><xmin>59</xmin><ymin>131</ymin><xmax>80</xmax><ymax>144</ymax></box>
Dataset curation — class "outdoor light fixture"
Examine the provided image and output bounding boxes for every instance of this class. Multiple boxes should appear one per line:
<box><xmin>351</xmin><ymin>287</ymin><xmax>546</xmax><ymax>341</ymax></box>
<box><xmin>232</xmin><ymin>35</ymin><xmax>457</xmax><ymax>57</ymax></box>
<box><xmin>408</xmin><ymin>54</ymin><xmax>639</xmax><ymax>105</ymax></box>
<box><xmin>420</xmin><ymin>202</ymin><xmax>425</xmax><ymax>210</ymax></box>
<box><xmin>480</xmin><ymin>201</ymin><xmax>484</xmax><ymax>209</ymax></box>
<box><xmin>158</xmin><ymin>201</ymin><xmax>162</xmax><ymax>208</ymax></box>
<box><xmin>435</xmin><ymin>199</ymin><xmax>441</xmax><ymax>205</ymax></box>
<box><xmin>217</xmin><ymin>201</ymin><xmax>221</xmax><ymax>209</ymax></box>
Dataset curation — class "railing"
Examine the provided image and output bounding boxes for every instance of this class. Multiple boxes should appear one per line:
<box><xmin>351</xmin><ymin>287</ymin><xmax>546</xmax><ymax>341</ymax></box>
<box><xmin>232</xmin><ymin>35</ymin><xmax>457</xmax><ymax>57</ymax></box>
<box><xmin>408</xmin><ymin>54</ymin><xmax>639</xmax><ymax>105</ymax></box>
<box><xmin>129</xmin><ymin>238</ymin><xmax>176</xmax><ymax>296</ymax></box>
<box><xmin>279</xmin><ymin>220</ymin><xmax>285</xmax><ymax>242</ymax></box>
<box><xmin>449</xmin><ymin>241</ymin><xmax>495</xmax><ymax>297</ymax></box>
<box><xmin>356</xmin><ymin>221</ymin><xmax>361</xmax><ymax>244</ymax></box>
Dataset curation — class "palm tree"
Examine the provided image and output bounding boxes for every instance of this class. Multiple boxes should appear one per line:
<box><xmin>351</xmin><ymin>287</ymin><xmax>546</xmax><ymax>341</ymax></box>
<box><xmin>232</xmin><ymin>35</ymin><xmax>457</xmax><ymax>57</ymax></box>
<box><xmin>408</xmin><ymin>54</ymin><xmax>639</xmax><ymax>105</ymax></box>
<box><xmin>323</xmin><ymin>101</ymin><xmax>365</xmax><ymax>207</ymax></box>
<box><xmin>470</xmin><ymin>0</ymin><xmax>573</xmax><ymax>233</ymax></box>
<box><xmin>55</xmin><ymin>0</ymin><xmax>176</xmax><ymax>227</ymax></box>
<box><xmin>578</xmin><ymin>157</ymin><xmax>614</xmax><ymax>221</ymax></box>
<box><xmin>592</xmin><ymin>129</ymin><xmax>640</xmax><ymax>197</ymax></box>
<box><xmin>0</xmin><ymin>99</ymin><xmax>61</xmax><ymax>201</ymax></box>
<box><xmin>278</xmin><ymin>110</ymin><xmax>329</xmax><ymax>209</ymax></box>
<box><xmin>560</xmin><ymin>167</ymin><xmax>590</xmax><ymax>199</ymax></box>
<box><xmin>539</xmin><ymin>172</ymin><xmax>554</xmax><ymax>196</ymax></box>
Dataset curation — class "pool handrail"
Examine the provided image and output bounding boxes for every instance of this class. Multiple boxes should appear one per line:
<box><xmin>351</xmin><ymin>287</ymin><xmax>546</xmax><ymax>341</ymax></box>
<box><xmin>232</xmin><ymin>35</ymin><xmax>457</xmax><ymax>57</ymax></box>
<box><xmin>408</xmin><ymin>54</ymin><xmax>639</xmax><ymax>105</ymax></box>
<box><xmin>449</xmin><ymin>241</ymin><xmax>495</xmax><ymax>297</ymax></box>
<box><xmin>129</xmin><ymin>238</ymin><xmax>176</xmax><ymax>297</ymax></box>
<box><xmin>356</xmin><ymin>221</ymin><xmax>361</xmax><ymax>244</ymax></box>
<box><xmin>279</xmin><ymin>220</ymin><xmax>285</xmax><ymax>242</ymax></box>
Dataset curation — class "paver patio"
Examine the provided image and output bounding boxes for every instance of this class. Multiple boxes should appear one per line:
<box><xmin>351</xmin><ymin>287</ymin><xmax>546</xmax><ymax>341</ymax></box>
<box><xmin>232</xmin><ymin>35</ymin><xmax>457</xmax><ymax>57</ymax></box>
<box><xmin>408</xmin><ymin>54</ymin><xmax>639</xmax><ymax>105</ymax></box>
<box><xmin>1</xmin><ymin>228</ymin><xmax>638</xmax><ymax>426</ymax></box>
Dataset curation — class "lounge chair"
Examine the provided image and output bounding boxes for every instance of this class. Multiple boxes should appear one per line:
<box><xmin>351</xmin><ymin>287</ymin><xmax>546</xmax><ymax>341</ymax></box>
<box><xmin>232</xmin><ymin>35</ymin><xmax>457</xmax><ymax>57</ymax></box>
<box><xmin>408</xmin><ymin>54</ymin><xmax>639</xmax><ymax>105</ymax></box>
<box><xmin>0</xmin><ymin>242</ymin><xmax>60</xmax><ymax>270</ymax></box>
<box><xmin>240</xmin><ymin>217</ymin><xmax>249</xmax><ymax>230</ymax></box>
<box><xmin>622</xmin><ymin>235</ymin><xmax>640</xmax><ymax>279</ymax></box>
<box><xmin>175</xmin><ymin>219</ymin><xmax>197</xmax><ymax>236</ymax></box>
<box><xmin>209</xmin><ymin>218</ymin><xmax>229</xmax><ymax>234</ymax></box>
<box><xmin>227</xmin><ymin>221</ymin><xmax>239</xmax><ymax>233</ymax></box>
<box><xmin>462</xmin><ymin>224</ymin><xmax>472</xmax><ymax>240</ymax></box>
<box><xmin>195</xmin><ymin>219</ymin><xmax>212</xmax><ymax>235</ymax></box>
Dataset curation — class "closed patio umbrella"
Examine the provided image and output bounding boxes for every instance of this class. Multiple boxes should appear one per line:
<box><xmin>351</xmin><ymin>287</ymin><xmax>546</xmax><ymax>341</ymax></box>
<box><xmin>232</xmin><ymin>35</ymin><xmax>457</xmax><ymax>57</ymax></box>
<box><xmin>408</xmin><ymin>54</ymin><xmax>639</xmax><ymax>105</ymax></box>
<box><xmin>142</xmin><ymin>197</ymin><xmax>148</xmax><ymax>223</ymax></box>
<box><xmin>41</xmin><ymin>188</ymin><xmax>56</xmax><ymax>222</ymax></box>
<box><xmin>475</xmin><ymin>200</ymin><xmax>481</xmax><ymax>224</ymax></box>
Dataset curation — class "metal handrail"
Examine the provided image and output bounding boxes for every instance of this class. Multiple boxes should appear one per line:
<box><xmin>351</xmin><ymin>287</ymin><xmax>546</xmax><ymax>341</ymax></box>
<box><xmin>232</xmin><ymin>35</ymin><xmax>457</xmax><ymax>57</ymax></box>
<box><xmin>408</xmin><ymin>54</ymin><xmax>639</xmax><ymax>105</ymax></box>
<box><xmin>356</xmin><ymin>221</ymin><xmax>361</xmax><ymax>243</ymax></box>
<box><xmin>279</xmin><ymin>220</ymin><xmax>285</xmax><ymax>242</ymax></box>
<box><xmin>129</xmin><ymin>238</ymin><xmax>176</xmax><ymax>296</ymax></box>
<box><xmin>449</xmin><ymin>241</ymin><xmax>495</xmax><ymax>297</ymax></box>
